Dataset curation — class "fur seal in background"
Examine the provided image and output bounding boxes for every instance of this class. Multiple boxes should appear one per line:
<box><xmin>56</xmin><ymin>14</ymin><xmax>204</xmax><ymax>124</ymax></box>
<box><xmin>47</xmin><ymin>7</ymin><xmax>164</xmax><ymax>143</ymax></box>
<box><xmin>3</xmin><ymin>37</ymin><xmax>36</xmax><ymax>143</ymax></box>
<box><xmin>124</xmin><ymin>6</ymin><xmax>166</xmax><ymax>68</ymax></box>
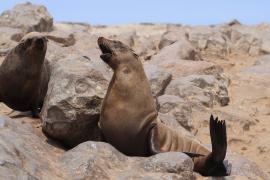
<box><xmin>0</xmin><ymin>32</ymin><xmax>49</xmax><ymax>118</ymax></box>
<box><xmin>98</xmin><ymin>37</ymin><xmax>230</xmax><ymax>176</ymax></box>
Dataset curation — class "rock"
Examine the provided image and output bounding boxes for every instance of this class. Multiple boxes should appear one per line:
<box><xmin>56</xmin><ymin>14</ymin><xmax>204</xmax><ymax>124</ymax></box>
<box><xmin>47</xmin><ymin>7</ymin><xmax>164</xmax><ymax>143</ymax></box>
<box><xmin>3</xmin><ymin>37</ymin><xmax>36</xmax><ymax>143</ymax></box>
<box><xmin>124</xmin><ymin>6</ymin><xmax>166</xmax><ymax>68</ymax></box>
<box><xmin>0</xmin><ymin>116</ymin><xmax>196</xmax><ymax>179</ymax></box>
<box><xmin>0</xmin><ymin>27</ymin><xmax>22</xmax><ymax>51</ymax></box>
<box><xmin>158</xmin><ymin>95</ymin><xmax>193</xmax><ymax>130</ymax></box>
<box><xmin>144</xmin><ymin>64</ymin><xmax>172</xmax><ymax>97</ymax></box>
<box><xmin>188</xmin><ymin>26</ymin><xmax>229</xmax><ymax>58</ymax></box>
<box><xmin>151</xmin><ymin>40</ymin><xmax>201</xmax><ymax>62</ymax></box>
<box><xmin>142</xmin><ymin>152</ymin><xmax>194</xmax><ymax>176</ymax></box>
<box><xmin>134</xmin><ymin>34</ymin><xmax>160</xmax><ymax>60</ymax></box>
<box><xmin>165</xmin><ymin>75</ymin><xmax>229</xmax><ymax>108</ymax></box>
<box><xmin>254</xmin><ymin>54</ymin><xmax>270</xmax><ymax>66</ymax></box>
<box><xmin>227</xmin><ymin>19</ymin><xmax>241</xmax><ymax>26</ymax></box>
<box><xmin>0</xmin><ymin>2</ymin><xmax>53</xmax><ymax>32</ymax></box>
<box><xmin>229</xmin><ymin>29</ymin><xmax>262</xmax><ymax>56</ymax></box>
<box><xmin>0</xmin><ymin>115</ymin><xmax>65</xmax><ymax>179</ymax></box>
<box><xmin>60</xmin><ymin>141</ymin><xmax>195</xmax><ymax>179</ymax></box>
<box><xmin>158</xmin><ymin>28</ymin><xmax>188</xmax><ymax>49</ymax></box>
<box><xmin>41</xmin><ymin>56</ymin><xmax>109</xmax><ymax>147</ymax></box>
<box><xmin>59</xmin><ymin>141</ymin><xmax>127</xmax><ymax>179</ymax></box>
<box><xmin>109</xmin><ymin>31</ymin><xmax>136</xmax><ymax>48</ymax></box>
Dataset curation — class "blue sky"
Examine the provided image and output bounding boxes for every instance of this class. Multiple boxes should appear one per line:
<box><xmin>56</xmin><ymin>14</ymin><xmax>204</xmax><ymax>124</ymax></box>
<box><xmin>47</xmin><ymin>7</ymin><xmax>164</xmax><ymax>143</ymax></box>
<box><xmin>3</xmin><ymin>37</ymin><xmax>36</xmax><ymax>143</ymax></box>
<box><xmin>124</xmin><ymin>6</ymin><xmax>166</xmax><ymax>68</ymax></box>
<box><xmin>0</xmin><ymin>0</ymin><xmax>269</xmax><ymax>25</ymax></box>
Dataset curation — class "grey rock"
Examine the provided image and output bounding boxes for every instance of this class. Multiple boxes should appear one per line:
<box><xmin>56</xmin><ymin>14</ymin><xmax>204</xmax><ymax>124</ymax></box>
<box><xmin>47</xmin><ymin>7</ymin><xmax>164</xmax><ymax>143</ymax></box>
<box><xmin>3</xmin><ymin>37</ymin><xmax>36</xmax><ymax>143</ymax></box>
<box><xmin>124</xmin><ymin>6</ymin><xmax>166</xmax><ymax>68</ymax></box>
<box><xmin>41</xmin><ymin>56</ymin><xmax>109</xmax><ymax>147</ymax></box>
<box><xmin>0</xmin><ymin>27</ymin><xmax>22</xmax><ymax>50</ymax></box>
<box><xmin>188</xmin><ymin>26</ymin><xmax>229</xmax><ymax>58</ymax></box>
<box><xmin>158</xmin><ymin>28</ymin><xmax>188</xmax><ymax>49</ymax></box>
<box><xmin>226</xmin><ymin>153</ymin><xmax>269</xmax><ymax>179</ymax></box>
<box><xmin>152</xmin><ymin>40</ymin><xmax>201</xmax><ymax>62</ymax></box>
<box><xmin>60</xmin><ymin>141</ymin><xmax>195</xmax><ymax>180</ymax></box>
<box><xmin>142</xmin><ymin>152</ymin><xmax>194</xmax><ymax>176</ymax></box>
<box><xmin>158</xmin><ymin>95</ymin><xmax>193</xmax><ymax>130</ymax></box>
<box><xmin>165</xmin><ymin>75</ymin><xmax>229</xmax><ymax>108</ymax></box>
<box><xmin>0</xmin><ymin>2</ymin><xmax>53</xmax><ymax>32</ymax></box>
<box><xmin>228</xmin><ymin>29</ymin><xmax>262</xmax><ymax>56</ymax></box>
<box><xmin>0</xmin><ymin>115</ymin><xmax>64</xmax><ymax>179</ymax></box>
<box><xmin>144</xmin><ymin>64</ymin><xmax>172</xmax><ymax>97</ymax></box>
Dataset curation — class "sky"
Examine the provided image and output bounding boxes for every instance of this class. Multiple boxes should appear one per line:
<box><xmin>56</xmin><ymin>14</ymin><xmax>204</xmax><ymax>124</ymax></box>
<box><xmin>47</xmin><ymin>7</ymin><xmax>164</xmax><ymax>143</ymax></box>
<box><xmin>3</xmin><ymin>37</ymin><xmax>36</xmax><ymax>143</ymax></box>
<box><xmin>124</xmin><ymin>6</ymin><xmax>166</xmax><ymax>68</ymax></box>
<box><xmin>0</xmin><ymin>0</ymin><xmax>269</xmax><ymax>25</ymax></box>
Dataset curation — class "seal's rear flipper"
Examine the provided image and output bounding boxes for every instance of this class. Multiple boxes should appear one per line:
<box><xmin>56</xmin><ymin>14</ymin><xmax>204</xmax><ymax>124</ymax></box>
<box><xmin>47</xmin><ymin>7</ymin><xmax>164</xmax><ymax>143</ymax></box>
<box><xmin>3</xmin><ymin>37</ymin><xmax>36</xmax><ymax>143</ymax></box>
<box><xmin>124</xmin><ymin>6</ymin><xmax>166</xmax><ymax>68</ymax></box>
<box><xmin>210</xmin><ymin>115</ymin><xmax>227</xmax><ymax>163</ymax></box>
<box><xmin>194</xmin><ymin>115</ymin><xmax>230</xmax><ymax>176</ymax></box>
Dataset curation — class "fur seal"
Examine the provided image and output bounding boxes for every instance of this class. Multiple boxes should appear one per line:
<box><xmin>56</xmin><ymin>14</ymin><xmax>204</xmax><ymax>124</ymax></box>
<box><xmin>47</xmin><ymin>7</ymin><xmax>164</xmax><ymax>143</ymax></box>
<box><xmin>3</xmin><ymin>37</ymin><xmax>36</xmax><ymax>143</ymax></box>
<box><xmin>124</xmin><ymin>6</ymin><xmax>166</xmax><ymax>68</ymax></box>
<box><xmin>98</xmin><ymin>37</ymin><xmax>230</xmax><ymax>176</ymax></box>
<box><xmin>0</xmin><ymin>32</ymin><xmax>49</xmax><ymax>118</ymax></box>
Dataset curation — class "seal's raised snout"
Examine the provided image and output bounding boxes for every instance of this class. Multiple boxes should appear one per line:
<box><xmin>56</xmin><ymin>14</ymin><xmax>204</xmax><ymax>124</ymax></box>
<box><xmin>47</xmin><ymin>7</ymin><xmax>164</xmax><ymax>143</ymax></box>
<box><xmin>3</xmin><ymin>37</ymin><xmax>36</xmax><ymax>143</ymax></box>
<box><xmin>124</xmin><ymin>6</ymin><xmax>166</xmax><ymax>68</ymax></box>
<box><xmin>98</xmin><ymin>37</ymin><xmax>113</xmax><ymax>64</ymax></box>
<box><xmin>34</xmin><ymin>37</ymin><xmax>47</xmax><ymax>50</ymax></box>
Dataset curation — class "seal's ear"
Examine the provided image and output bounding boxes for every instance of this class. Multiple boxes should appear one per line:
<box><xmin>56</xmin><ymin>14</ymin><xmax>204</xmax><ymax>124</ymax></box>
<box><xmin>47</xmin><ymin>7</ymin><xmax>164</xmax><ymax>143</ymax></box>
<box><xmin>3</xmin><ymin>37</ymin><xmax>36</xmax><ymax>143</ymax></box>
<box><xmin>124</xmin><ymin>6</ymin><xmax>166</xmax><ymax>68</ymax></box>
<box><xmin>100</xmin><ymin>53</ymin><xmax>112</xmax><ymax>62</ymax></box>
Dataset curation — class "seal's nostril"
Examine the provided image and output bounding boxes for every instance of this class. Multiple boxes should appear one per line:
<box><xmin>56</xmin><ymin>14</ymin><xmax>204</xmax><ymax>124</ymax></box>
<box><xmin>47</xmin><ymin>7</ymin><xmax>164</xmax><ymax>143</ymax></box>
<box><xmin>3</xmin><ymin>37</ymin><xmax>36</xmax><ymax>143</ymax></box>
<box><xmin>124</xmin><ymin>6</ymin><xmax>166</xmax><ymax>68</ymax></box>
<box><xmin>35</xmin><ymin>38</ymin><xmax>44</xmax><ymax>44</ymax></box>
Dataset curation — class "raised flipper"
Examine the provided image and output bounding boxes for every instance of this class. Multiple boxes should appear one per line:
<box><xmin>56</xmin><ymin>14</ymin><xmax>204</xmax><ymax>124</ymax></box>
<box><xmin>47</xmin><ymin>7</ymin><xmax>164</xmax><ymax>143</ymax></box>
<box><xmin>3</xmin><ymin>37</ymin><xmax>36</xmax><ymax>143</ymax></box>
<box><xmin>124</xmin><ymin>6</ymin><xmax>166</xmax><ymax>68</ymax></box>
<box><xmin>193</xmin><ymin>115</ymin><xmax>231</xmax><ymax>176</ymax></box>
<box><xmin>147</xmin><ymin>115</ymin><xmax>231</xmax><ymax>176</ymax></box>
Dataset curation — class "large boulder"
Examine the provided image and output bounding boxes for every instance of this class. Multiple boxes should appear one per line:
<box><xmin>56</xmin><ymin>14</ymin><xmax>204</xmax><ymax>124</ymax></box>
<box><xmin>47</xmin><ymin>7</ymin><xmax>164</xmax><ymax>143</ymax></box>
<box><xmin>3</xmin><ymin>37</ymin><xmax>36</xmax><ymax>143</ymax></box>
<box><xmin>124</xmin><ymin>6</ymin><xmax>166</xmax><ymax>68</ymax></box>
<box><xmin>158</xmin><ymin>95</ymin><xmax>193</xmax><ymax>130</ymax></box>
<box><xmin>228</xmin><ymin>29</ymin><xmax>262</xmax><ymax>56</ymax></box>
<box><xmin>0</xmin><ymin>115</ymin><xmax>65</xmax><ymax>179</ymax></box>
<box><xmin>41</xmin><ymin>56</ymin><xmax>109</xmax><ymax>147</ymax></box>
<box><xmin>0</xmin><ymin>27</ymin><xmax>22</xmax><ymax>51</ymax></box>
<box><xmin>165</xmin><ymin>75</ymin><xmax>230</xmax><ymax>108</ymax></box>
<box><xmin>144</xmin><ymin>64</ymin><xmax>172</xmax><ymax>97</ymax></box>
<box><xmin>158</xmin><ymin>28</ymin><xmax>188</xmax><ymax>49</ymax></box>
<box><xmin>187</xmin><ymin>26</ymin><xmax>229</xmax><ymax>58</ymax></box>
<box><xmin>0</xmin><ymin>2</ymin><xmax>53</xmax><ymax>32</ymax></box>
<box><xmin>60</xmin><ymin>141</ymin><xmax>195</xmax><ymax>180</ymax></box>
<box><xmin>151</xmin><ymin>39</ymin><xmax>201</xmax><ymax>62</ymax></box>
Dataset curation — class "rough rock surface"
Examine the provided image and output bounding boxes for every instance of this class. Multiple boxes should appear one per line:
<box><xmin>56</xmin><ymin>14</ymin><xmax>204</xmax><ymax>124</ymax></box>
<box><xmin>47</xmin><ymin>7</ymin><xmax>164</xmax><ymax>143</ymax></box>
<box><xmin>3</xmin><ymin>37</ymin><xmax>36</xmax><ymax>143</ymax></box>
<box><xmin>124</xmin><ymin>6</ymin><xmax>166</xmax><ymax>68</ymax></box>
<box><xmin>158</xmin><ymin>95</ymin><xmax>193</xmax><ymax>130</ymax></box>
<box><xmin>144</xmin><ymin>64</ymin><xmax>172</xmax><ymax>97</ymax></box>
<box><xmin>0</xmin><ymin>2</ymin><xmax>269</xmax><ymax>179</ymax></box>
<box><xmin>0</xmin><ymin>2</ymin><xmax>53</xmax><ymax>33</ymax></box>
<box><xmin>41</xmin><ymin>56</ymin><xmax>109</xmax><ymax>147</ymax></box>
<box><xmin>0</xmin><ymin>115</ymin><xmax>196</xmax><ymax>180</ymax></box>
<box><xmin>165</xmin><ymin>75</ymin><xmax>230</xmax><ymax>108</ymax></box>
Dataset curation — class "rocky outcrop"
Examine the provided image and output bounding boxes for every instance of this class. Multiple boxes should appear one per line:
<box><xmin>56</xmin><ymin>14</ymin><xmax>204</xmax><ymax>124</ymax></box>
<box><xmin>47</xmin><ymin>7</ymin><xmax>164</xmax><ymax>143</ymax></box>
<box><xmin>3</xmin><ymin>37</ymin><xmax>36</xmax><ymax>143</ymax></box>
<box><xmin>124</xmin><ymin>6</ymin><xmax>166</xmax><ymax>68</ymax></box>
<box><xmin>151</xmin><ymin>39</ymin><xmax>201</xmax><ymax>62</ymax></box>
<box><xmin>0</xmin><ymin>2</ymin><xmax>53</xmax><ymax>32</ymax></box>
<box><xmin>0</xmin><ymin>115</ymin><xmax>196</xmax><ymax>180</ymax></box>
<box><xmin>144</xmin><ymin>64</ymin><xmax>172</xmax><ymax>97</ymax></box>
<box><xmin>158</xmin><ymin>95</ymin><xmax>193</xmax><ymax>130</ymax></box>
<box><xmin>41</xmin><ymin>56</ymin><xmax>109</xmax><ymax>147</ymax></box>
<box><xmin>165</xmin><ymin>75</ymin><xmax>230</xmax><ymax>108</ymax></box>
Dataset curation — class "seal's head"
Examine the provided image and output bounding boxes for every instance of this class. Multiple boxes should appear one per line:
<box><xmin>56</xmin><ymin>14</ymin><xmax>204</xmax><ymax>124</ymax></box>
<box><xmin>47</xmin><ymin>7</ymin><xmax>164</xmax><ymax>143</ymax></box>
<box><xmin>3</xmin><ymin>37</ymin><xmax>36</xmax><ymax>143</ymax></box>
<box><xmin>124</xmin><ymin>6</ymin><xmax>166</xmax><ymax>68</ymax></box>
<box><xmin>98</xmin><ymin>37</ymin><xmax>139</xmax><ymax>70</ymax></box>
<box><xmin>16</xmin><ymin>32</ymin><xmax>48</xmax><ymax>60</ymax></box>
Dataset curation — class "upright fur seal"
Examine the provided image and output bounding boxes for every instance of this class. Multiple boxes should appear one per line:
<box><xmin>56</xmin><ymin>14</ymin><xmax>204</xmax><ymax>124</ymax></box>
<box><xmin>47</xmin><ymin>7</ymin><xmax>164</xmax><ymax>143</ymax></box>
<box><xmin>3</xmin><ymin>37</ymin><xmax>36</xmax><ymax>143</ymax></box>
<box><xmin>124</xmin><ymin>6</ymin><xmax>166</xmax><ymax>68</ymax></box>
<box><xmin>0</xmin><ymin>32</ymin><xmax>49</xmax><ymax>118</ymax></box>
<box><xmin>98</xmin><ymin>37</ymin><xmax>230</xmax><ymax>176</ymax></box>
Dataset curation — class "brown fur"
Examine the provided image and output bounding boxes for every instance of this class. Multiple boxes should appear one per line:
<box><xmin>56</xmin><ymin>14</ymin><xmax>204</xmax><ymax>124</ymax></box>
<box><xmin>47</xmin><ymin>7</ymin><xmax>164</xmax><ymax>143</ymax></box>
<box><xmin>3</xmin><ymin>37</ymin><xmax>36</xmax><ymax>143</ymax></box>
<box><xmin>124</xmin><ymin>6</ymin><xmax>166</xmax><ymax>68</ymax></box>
<box><xmin>0</xmin><ymin>32</ymin><xmax>50</xmax><ymax>118</ymax></box>
<box><xmin>98</xmin><ymin>37</ymin><xmax>230</xmax><ymax>176</ymax></box>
